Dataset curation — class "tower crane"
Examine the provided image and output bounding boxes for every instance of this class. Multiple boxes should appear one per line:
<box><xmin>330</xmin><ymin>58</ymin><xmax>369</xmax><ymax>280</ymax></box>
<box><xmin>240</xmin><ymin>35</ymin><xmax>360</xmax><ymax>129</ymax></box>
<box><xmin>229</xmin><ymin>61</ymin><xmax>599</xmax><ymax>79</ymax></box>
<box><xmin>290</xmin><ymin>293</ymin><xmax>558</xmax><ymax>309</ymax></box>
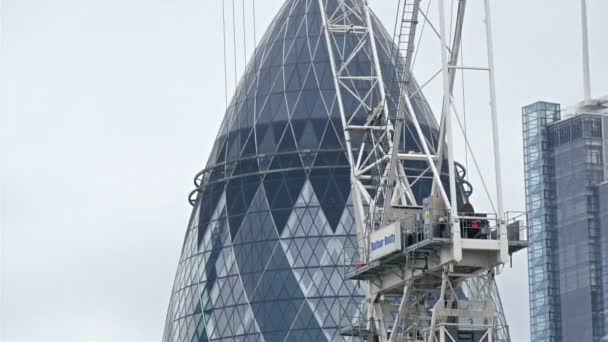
<box><xmin>317</xmin><ymin>0</ymin><xmax>527</xmax><ymax>341</ymax></box>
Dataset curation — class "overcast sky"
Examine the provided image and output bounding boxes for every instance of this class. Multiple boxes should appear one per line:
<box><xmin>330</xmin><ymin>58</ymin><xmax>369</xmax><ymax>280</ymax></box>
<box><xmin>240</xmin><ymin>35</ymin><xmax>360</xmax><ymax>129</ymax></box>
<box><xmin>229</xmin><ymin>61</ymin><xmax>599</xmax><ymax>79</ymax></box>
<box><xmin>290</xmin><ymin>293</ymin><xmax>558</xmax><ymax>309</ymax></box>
<box><xmin>1</xmin><ymin>1</ymin><xmax>607</xmax><ymax>341</ymax></box>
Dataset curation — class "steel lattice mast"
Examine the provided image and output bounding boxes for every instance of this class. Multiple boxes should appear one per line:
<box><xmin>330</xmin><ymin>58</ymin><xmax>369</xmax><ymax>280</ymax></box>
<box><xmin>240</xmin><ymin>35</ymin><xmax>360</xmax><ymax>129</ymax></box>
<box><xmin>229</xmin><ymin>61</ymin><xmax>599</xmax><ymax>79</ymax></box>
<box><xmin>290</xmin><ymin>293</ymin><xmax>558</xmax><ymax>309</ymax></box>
<box><xmin>318</xmin><ymin>0</ymin><xmax>525</xmax><ymax>341</ymax></box>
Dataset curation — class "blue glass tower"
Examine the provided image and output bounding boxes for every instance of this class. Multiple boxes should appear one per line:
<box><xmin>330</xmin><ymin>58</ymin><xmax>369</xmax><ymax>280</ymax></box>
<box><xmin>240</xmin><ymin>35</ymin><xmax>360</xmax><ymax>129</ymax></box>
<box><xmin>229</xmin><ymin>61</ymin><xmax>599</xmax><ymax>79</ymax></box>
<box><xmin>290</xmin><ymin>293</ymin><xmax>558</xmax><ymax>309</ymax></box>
<box><xmin>163</xmin><ymin>1</ymin><xmax>443</xmax><ymax>341</ymax></box>
<box><xmin>522</xmin><ymin>102</ymin><xmax>562</xmax><ymax>342</ymax></box>
<box><xmin>523</xmin><ymin>101</ymin><xmax>608</xmax><ymax>341</ymax></box>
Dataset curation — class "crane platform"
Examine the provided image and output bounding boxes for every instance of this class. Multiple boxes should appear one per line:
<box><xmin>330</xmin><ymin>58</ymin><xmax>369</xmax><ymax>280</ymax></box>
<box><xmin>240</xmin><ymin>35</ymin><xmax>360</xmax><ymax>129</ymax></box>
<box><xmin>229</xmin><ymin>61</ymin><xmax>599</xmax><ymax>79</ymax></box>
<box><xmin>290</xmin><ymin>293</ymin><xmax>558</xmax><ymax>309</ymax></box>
<box><xmin>345</xmin><ymin>238</ymin><xmax>450</xmax><ymax>281</ymax></box>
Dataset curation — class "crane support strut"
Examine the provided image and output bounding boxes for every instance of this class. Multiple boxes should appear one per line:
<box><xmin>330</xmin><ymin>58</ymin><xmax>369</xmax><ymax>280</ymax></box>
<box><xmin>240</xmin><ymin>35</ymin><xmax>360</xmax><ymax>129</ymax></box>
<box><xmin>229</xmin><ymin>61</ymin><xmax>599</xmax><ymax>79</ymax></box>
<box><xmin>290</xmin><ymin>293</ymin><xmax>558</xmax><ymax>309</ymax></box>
<box><xmin>318</xmin><ymin>1</ymin><xmax>523</xmax><ymax>341</ymax></box>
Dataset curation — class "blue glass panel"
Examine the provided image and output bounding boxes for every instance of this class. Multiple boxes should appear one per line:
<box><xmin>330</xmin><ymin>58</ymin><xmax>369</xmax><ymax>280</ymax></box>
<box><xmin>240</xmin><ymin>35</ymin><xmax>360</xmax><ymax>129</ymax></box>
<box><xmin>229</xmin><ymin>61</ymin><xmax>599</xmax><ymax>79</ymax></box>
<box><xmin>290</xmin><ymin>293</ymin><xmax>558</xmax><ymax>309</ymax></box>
<box><xmin>204</xmin><ymin>218</ymin><xmax>228</xmax><ymax>291</ymax></box>
<box><xmin>255</xmin><ymin>123</ymin><xmax>274</xmax><ymax>155</ymax></box>
<box><xmin>263</xmin><ymin>171</ymin><xmax>306</xmax><ymax>234</ymax></box>
<box><xmin>226</xmin><ymin>175</ymin><xmax>262</xmax><ymax>237</ymax></box>
<box><xmin>292</xmin><ymin>118</ymin><xmax>326</xmax><ymax>150</ymax></box>
<box><xmin>309</xmin><ymin>168</ymin><xmax>350</xmax><ymax>231</ymax></box>
<box><xmin>196</xmin><ymin>328</ymin><xmax>209</xmax><ymax>342</ymax></box>
<box><xmin>277</xmin><ymin>124</ymin><xmax>297</xmax><ymax>152</ymax></box>
<box><xmin>209</xmin><ymin>136</ymin><xmax>227</xmax><ymax>165</ymax></box>
<box><xmin>269</xmin><ymin>153</ymin><xmax>303</xmax><ymax>171</ymax></box>
<box><xmin>313</xmin><ymin>151</ymin><xmax>348</xmax><ymax>167</ymax></box>
<box><xmin>249</xmin><ymin>249</ymin><xmax>304</xmax><ymax>341</ymax></box>
<box><xmin>319</xmin><ymin>122</ymin><xmax>341</xmax><ymax>149</ymax></box>
<box><xmin>271</xmin><ymin>121</ymin><xmax>288</xmax><ymax>151</ymax></box>
<box><xmin>240</xmin><ymin>131</ymin><xmax>257</xmax><ymax>158</ymax></box>
<box><xmin>197</xmin><ymin>182</ymin><xmax>225</xmax><ymax>246</ymax></box>
<box><xmin>285</xmin><ymin>38</ymin><xmax>307</xmax><ymax>64</ymax></box>
<box><xmin>233</xmin><ymin>158</ymin><xmax>259</xmax><ymax>177</ymax></box>
<box><xmin>292</xmin><ymin>90</ymin><xmax>318</xmax><ymax>120</ymax></box>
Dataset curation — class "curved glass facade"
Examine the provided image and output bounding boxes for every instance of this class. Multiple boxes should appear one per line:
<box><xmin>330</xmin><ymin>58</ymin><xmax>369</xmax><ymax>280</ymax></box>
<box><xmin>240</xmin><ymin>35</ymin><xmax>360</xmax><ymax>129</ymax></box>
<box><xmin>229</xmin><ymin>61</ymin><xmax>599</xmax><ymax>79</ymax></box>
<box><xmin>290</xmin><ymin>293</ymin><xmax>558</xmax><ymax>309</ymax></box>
<box><xmin>163</xmin><ymin>1</ymin><xmax>452</xmax><ymax>341</ymax></box>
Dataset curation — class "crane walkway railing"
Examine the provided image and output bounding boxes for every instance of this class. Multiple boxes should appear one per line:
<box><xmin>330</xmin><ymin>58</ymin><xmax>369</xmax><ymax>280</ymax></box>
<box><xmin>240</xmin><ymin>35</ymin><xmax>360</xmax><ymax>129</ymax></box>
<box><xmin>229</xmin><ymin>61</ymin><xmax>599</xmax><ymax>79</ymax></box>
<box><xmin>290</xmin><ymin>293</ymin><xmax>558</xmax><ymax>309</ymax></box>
<box><xmin>342</xmin><ymin>210</ymin><xmax>528</xmax><ymax>280</ymax></box>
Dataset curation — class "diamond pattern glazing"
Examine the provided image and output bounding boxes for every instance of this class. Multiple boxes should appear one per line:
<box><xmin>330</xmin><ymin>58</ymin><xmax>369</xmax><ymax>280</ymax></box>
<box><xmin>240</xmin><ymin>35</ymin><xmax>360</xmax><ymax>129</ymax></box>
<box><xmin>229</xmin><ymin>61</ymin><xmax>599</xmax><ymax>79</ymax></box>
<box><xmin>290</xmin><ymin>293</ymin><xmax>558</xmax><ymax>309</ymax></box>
<box><xmin>163</xmin><ymin>1</ymin><xmax>441</xmax><ymax>341</ymax></box>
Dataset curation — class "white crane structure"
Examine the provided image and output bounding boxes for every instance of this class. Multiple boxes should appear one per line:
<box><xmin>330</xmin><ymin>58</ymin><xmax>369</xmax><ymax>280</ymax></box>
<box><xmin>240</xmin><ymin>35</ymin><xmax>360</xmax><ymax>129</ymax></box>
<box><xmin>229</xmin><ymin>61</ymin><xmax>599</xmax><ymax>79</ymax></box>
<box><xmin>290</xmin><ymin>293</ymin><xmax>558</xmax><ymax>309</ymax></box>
<box><xmin>317</xmin><ymin>0</ymin><xmax>527</xmax><ymax>341</ymax></box>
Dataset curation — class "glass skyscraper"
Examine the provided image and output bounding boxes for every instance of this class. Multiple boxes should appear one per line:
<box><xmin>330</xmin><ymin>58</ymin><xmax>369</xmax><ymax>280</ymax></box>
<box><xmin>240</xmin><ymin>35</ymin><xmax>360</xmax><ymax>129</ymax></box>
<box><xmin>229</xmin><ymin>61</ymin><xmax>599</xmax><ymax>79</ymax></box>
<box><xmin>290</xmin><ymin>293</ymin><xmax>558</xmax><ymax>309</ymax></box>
<box><xmin>523</xmin><ymin>101</ymin><xmax>608</xmax><ymax>342</ymax></box>
<box><xmin>523</xmin><ymin>102</ymin><xmax>562</xmax><ymax>341</ymax></box>
<box><xmin>162</xmin><ymin>1</ymin><xmax>507</xmax><ymax>341</ymax></box>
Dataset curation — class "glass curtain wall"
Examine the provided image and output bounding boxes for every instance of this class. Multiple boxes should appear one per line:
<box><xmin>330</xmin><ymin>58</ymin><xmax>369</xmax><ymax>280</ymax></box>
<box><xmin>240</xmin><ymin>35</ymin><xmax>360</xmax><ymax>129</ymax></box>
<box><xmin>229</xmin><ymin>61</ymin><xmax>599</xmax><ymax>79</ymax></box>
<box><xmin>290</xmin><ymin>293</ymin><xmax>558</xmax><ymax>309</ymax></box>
<box><xmin>549</xmin><ymin>114</ymin><xmax>605</xmax><ymax>342</ymax></box>
<box><xmin>522</xmin><ymin>102</ymin><xmax>562</xmax><ymax>342</ymax></box>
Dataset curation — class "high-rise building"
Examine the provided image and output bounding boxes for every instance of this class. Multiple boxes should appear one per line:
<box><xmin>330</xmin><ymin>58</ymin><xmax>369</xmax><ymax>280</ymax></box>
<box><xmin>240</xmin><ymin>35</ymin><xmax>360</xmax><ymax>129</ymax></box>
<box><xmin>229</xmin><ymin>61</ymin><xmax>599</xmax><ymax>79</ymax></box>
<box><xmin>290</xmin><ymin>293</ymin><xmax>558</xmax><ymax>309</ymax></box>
<box><xmin>523</xmin><ymin>102</ymin><xmax>562</xmax><ymax>341</ymax></box>
<box><xmin>523</xmin><ymin>101</ymin><xmax>608</xmax><ymax>342</ymax></box>
<box><xmin>162</xmin><ymin>1</ymin><xmax>509</xmax><ymax>341</ymax></box>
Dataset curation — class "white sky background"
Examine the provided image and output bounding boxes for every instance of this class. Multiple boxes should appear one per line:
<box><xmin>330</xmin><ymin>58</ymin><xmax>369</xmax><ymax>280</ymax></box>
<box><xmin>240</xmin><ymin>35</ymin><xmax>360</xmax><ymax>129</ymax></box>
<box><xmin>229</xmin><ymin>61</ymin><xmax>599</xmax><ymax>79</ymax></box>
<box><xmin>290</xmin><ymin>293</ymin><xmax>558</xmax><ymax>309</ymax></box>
<box><xmin>1</xmin><ymin>0</ymin><xmax>607</xmax><ymax>341</ymax></box>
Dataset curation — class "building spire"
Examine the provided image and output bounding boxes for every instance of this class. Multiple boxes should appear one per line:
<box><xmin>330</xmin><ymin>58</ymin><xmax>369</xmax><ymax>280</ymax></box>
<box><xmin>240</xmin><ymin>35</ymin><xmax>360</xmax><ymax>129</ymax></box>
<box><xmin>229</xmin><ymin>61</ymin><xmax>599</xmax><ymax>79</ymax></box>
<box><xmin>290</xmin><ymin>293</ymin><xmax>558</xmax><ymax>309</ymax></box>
<box><xmin>582</xmin><ymin>0</ymin><xmax>592</xmax><ymax>102</ymax></box>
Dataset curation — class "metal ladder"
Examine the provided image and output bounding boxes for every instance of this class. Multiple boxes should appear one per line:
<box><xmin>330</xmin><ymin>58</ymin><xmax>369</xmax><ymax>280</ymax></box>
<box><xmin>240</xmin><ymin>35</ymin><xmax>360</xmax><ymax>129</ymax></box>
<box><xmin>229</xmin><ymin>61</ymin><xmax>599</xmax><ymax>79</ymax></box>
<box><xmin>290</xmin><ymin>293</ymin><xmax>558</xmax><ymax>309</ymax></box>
<box><xmin>392</xmin><ymin>0</ymin><xmax>422</xmax><ymax>88</ymax></box>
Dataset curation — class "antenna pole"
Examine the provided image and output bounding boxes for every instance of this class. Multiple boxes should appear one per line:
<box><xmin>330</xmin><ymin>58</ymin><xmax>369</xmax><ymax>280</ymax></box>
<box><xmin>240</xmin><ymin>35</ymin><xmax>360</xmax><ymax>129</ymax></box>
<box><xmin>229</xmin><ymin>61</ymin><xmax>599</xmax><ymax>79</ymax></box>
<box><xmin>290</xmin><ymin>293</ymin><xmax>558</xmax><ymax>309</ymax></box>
<box><xmin>582</xmin><ymin>0</ymin><xmax>592</xmax><ymax>101</ymax></box>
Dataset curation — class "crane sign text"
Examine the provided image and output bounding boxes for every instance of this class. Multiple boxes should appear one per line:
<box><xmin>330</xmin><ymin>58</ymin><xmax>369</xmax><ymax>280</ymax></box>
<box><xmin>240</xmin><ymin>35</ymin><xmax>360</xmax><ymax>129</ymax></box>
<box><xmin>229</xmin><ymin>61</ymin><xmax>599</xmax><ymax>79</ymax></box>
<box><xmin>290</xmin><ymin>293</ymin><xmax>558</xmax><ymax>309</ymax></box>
<box><xmin>369</xmin><ymin>222</ymin><xmax>402</xmax><ymax>262</ymax></box>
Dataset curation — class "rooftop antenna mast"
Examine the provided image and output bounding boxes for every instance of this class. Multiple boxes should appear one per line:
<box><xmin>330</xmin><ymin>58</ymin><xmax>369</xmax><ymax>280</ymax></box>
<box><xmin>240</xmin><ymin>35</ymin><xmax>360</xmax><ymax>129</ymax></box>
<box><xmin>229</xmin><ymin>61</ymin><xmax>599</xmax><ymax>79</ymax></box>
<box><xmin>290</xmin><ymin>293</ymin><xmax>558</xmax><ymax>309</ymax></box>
<box><xmin>570</xmin><ymin>0</ymin><xmax>607</xmax><ymax>114</ymax></box>
<box><xmin>318</xmin><ymin>0</ymin><xmax>527</xmax><ymax>341</ymax></box>
<box><xmin>581</xmin><ymin>0</ymin><xmax>592</xmax><ymax>102</ymax></box>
